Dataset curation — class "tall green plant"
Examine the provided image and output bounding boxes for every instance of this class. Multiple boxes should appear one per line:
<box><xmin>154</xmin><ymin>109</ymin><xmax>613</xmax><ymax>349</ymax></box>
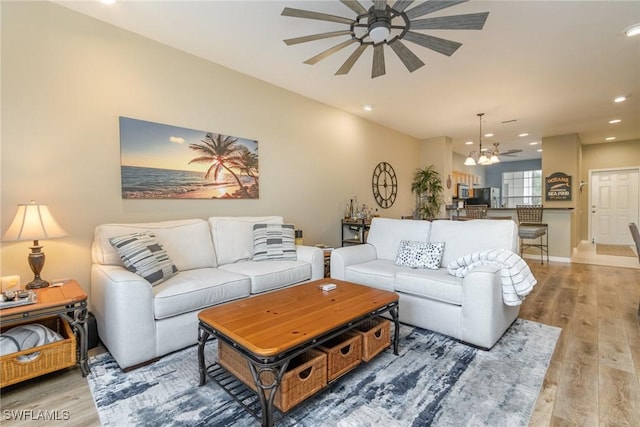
<box><xmin>411</xmin><ymin>165</ymin><xmax>445</xmax><ymax>219</ymax></box>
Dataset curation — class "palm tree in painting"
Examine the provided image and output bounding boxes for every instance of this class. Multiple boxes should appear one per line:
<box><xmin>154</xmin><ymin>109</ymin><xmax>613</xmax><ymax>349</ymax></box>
<box><xmin>236</xmin><ymin>146</ymin><xmax>259</xmax><ymax>186</ymax></box>
<box><xmin>188</xmin><ymin>133</ymin><xmax>250</xmax><ymax>197</ymax></box>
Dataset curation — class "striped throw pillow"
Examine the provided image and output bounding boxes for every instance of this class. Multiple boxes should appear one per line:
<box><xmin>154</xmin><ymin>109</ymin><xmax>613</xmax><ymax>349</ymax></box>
<box><xmin>252</xmin><ymin>224</ymin><xmax>297</xmax><ymax>261</ymax></box>
<box><xmin>109</xmin><ymin>232</ymin><xmax>178</xmax><ymax>286</ymax></box>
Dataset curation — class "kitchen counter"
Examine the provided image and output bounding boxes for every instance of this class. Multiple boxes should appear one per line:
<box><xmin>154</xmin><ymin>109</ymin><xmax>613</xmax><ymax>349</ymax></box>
<box><xmin>445</xmin><ymin>207</ymin><xmax>574</xmax><ymax>262</ymax></box>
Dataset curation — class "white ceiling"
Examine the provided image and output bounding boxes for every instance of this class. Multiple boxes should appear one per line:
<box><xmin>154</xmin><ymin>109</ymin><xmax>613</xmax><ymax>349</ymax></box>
<box><xmin>54</xmin><ymin>0</ymin><xmax>640</xmax><ymax>162</ymax></box>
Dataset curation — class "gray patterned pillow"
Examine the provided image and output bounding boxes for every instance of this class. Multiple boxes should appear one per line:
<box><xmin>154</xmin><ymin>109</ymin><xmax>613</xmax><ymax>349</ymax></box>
<box><xmin>109</xmin><ymin>232</ymin><xmax>178</xmax><ymax>286</ymax></box>
<box><xmin>395</xmin><ymin>240</ymin><xmax>445</xmax><ymax>269</ymax></box>
<box><xmin>252</xmin><ymin>223</ymin><xmax>297</xmax><ymax>261</ymax></box>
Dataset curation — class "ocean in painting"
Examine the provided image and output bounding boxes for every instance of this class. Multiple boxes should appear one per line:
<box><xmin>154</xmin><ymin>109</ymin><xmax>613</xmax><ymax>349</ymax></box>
<box><xmin>121</xmin><ymin>165</ymin><xmax>256</xmax><ymax>199</ymax></box>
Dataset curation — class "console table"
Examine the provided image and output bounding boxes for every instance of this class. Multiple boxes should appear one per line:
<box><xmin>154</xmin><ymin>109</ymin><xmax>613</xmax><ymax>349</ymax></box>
<box><xmin>0</xmin><ymin>280</ymin><xmax>90</xmax><ymax>376</ymax></box>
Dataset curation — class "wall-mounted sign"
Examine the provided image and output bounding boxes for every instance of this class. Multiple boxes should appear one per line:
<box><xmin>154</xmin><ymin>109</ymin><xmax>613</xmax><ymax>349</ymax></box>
<box><xmin>545</xmin><ymin>172</ymin><xmax>572</xmax><ymax>201</ymax></box>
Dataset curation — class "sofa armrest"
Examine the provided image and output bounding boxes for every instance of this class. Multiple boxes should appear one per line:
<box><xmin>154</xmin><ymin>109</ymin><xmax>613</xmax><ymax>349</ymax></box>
<box><xmin>295</xmin><ymin>245</ymin><xmax>325</xmax><ymax>281</ymax></box>
<box><xmin>90</xmin><ymin>264</ymin><xmax>157</xmax><ymax>369</ymax></box>
<box><xmin>330</xmin><ymin>244</ymin><xmax>377</xmax><ymax>280</ymax></box>
<box><xmin>461</xmin><ymin>266</ymin><xmax>520</xmax><ymax>349</ymax></box>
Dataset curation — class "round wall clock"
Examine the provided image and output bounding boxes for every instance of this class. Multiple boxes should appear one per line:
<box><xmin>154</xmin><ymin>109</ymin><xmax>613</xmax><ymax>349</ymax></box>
<box><xmin>372</xmin><ymin>162</ymin><xmax>398</xmax><ymax>208</ymax></box>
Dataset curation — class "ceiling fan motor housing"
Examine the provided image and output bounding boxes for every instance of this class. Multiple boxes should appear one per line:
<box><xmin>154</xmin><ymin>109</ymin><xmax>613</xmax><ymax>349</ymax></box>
<box><xmin>368</xmin><ymin>7</ymin><xmax>391</xmax><ymax>43</ymax></box>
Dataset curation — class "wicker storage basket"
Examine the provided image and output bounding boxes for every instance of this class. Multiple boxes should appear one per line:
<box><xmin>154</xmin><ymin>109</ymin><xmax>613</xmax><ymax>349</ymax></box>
<box><xmin>317</xmin><ymin>332</ymin><xmax>362</xmax><ymax>381</ymax></box>
<box><xmin>353</xmin><ymin>317</ymin><xmax>391</xmax><ymax>362</ymax></box>
<box><xmin>1</xmin><ymin>317</ymin><xmax>76</xmax><ymax>388</ymax></box>
<box><xmin>218</xmin><ymin>341</ymin><xmax>327</xmax><ymax>412</ymax></box>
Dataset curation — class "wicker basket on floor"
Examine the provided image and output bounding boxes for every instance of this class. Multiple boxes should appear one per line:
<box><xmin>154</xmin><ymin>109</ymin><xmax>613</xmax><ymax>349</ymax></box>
<box><xmin>1</xmin><ymin>316</ymin><xmax>76</xmax><ymax>388</ymax></box>
<box><xmin>218</xmin><ymin>341</ymin><xmax>327</xmax><ymax>412</ymax></box>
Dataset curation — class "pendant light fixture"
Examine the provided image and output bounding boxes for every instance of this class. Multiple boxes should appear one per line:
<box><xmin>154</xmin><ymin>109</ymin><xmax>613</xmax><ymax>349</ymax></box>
<box><xmin>464</xmin><ymin>113</ymin><xmax>500</xmax><ymax>166</ymax></box>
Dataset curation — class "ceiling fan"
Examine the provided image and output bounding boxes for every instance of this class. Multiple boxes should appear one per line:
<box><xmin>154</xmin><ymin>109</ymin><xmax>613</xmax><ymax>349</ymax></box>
<box><xmin>281</xmin><ymin>0</ymin><xmax>489</xmax><ymax>78</ymax></box>
<box><xmin>491</xmin><ymin>142</ymin><xmax>522</xmax><ymax>158</ymax></box>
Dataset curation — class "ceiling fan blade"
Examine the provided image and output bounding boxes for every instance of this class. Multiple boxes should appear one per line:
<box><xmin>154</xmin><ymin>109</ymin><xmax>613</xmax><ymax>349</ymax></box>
<box><xmin>282</xmin><ymin>7</ymin><xmax>354</xmax><ymax>25</ymax></box>
<box><xmin>392</xmin><ymin>0</ymin><xmax>415</xmax><ymax>13</ymax></box>
<box><xmin>403</xmin><ymin>31</ymin><xmax>462</xmax><ymax>56</ymax></box>
<box><xmin>284</xmin><ymin>30</ymin><xmax>352</xmax><ymax>46</ymax></box>
<box><xmin>388</xmin><ymin>39</ymin><xmax>425</xmax><ymax>72</ymax></box>
<box><xmin>336</xmin><ymin>44</ymin><xmax>368</xmax><ymax>75</ymax></box>
<box><xmin>340</xmin><ymin>0</ymin><xmax>368</xmax><ymax>15</ymax></box>
<box><xmin>410</xmin><ymin>12</ymin><xmax>489</xmax><ymax>30</ymax></box>
<box><xmin>374</xmin><ymin>1</ymin><xmax>387</xmax><ymax>11</ymax></box>
<box><xmin>502</xmin><ymin>149</ymin><xmax>523</xmax><ymax>155</ymax></box>
<box><xmin>405</xmin><ymin>1</ymin><xmax>468</xmax><ymax>20</ymax></box>
<box><xmin>372</xmin><ymin>44</ymin><xmax>386</xmax><ymax>78</ymax></box>
<box><xmin>304</xmin><ymin>39</ymin><xmax>358</xmax><ymax>65</ymax></box>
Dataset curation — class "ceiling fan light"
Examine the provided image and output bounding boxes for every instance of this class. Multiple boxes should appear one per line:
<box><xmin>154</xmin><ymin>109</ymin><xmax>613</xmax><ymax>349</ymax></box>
<box><xmin>369</xmin><ymin>21</ymin><xmax>390</xmax><ymax>44</ymax></box>
<box><xmin>478</xmin><ymin>154</ymin><xmax>489</xmax><ymax>165</ymax></box>
<box><xmin>464</xmin><ymin>155</ymin><xmax>476</xmax><ymax>166</ymax></box>
<box><xmin>490</xmin><ymin>154</ymin><xmax>500</xmax><ymax>164</ymax></box>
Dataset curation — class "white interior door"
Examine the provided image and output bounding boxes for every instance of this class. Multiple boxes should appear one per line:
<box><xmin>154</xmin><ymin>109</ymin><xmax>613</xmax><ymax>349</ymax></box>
<box><xmin>591</xmin><ymin>168</ymin><xmax>639</xmax><ymax>245</ymax></box>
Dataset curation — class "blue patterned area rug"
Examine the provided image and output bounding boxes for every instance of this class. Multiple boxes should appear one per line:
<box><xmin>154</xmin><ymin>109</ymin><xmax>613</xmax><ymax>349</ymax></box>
<box><xmin>87</xmin><ymin>319</ymin><xmax>560</xmax><ymax>426</ymax></box>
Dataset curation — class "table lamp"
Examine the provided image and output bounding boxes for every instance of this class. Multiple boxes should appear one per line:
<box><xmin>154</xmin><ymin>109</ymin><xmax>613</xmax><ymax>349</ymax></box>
<box><xmin>2</xmin><ymin>201</ymin><xmax>68</xmax><ymax>289</ymax></box>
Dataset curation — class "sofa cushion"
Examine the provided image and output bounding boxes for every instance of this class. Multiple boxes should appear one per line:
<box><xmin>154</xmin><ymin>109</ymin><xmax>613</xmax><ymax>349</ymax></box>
<box><xmin>343</xmin><ymin>259</ymin><xmax>399</xmax><ymax>292</ymax></box>
<box><xmin>208</xmin><ymin>216</ymin><xmax>283</xmax><ymax>265</ymax></box>
<box><xmin>395</xmin><ymin>240</ymin><xmax>445</xmax><ymax>269</ymax></box>
<box><xmin>430</xmin><ymin>219</ymin><xmax>518</xmax><ymax>266</ymax></box>
<box><xmin>219</xmin><ymin>260</ymin><xmax>310</xmax><ymax>294</ymax></box>
<box><xmin>252</xmin><ymin>223</ymin><xmax>297</xmax><ymax>261</ymax></box>
<box><xmin>93</xmin><ymin>219</ymin><xmax>217</xmax><ymax>270</ymax></box>
<box><xmin>152</xmin><ymin>268</ymin><xmax>250</xmax><ymax>320</ymax></box>
<box><xmin>395</xmin><ymin>268</ymin><xmax>464</xmax><ymax>305</ymax></box>
<box><xmin>367</xmin><ymin>218</ymin><xmax>432</xmax><ymax>261</ymax></box>
<box><xmin>109</xmin><ymin>232</ymin><xmax>178</xmax><ymax>286</ymax></box>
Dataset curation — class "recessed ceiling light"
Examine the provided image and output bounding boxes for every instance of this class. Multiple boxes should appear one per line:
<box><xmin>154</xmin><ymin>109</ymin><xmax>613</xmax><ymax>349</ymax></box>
<box><xmin>537</xmin><ymin>149</ymin><xmax>543</xmax><ymax>153</ymax></box>
<box><xmin>363</xmin><ymin>105</ymin><xmax>373</xmax><ymax>111</ymax></box>
<box><xmin>484</xmin><ymin>133</ymin><xmax>493</xmax><ymax>137</ymax></box>
<box><xmin>625</xmin><ymin>23</ymin><xmax>640</xmax><ymax>37</ymax></box>
<box><xmin>529</xmin><ymin>141</ymin><xmax>538</xmax><ymax>146</ymax></box>
<box><xmin>608</xmin><ymin>119</ymin><xmax>621</xmax><ymax>124</ymax></box>
<box><xmin>465</xmin><ymin>141</ymin><xmax>473</xmax><ymax>145</ymax></box>
<box><xmin>519</xmin><ymin>133</ymin><xmax>529</xmax><ymax>137</ymax></box>
<box><xmin>614</xmin><ymin>96</ymin><xmax>626</xmax><ymax>103</ymax></box>
<box><xmin>605</xmin><ymin>137</ymin><xmax>616</xmax><ymax>141</ymax></box>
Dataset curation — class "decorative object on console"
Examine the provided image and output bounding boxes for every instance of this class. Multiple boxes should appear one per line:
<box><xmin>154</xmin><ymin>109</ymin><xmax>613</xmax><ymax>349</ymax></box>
<box><xmin>119</xmin><ymin>117</ymin><xmax>259</xmax><ymax>199</ymax></box>
<box><xmin>411</xmin><ymin>165</ymin><xmax>444</xmax><ymax>219</ymax></box>
<box><xmin>281</xmin><ymin>1</ymin><xmax>489</xmax><ymax>79</ymax></box>
<box><xmin>372</xmin><ymin>162</ymin><xmax>397</xmax><ymax>208</ymax></box>
<box><xmin>464</xmin><ymin>113</ymin><xmax>522</xmax><ymax>165</ymax></box>
<box><xmin>2</xmin><ymin>201</ymin><xmax>68</xmax><ymax>289</ymax></box>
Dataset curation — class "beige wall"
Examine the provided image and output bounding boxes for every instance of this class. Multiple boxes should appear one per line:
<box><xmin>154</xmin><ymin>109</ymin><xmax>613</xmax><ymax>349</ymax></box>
<box><xmin>0</xmin><ymin>2</ymin><xmax>421</xmax><ymax>293</ymax></box>
<box><xmin>580</xmin><ymin>140</ymin><xmax>640</xmax><ymax>241</ymax></box>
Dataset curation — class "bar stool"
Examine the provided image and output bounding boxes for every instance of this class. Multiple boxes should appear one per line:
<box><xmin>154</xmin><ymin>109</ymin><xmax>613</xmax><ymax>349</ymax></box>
<box><xmin>465</xmin><ymin>205</ymin><xmax>488</xmax><ymax>219</ymax></box>
<box><xmin>516</xmin><ymin>205</ymin><xmax>549</xmax><ymax>264</ymax></box>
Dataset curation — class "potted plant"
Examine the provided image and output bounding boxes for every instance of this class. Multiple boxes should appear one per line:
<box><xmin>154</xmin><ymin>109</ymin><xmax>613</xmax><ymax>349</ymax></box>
<box><xmin>411</xmin><ymin>165</ymin><xmax>445</xmax><ymax>219</ymax></box>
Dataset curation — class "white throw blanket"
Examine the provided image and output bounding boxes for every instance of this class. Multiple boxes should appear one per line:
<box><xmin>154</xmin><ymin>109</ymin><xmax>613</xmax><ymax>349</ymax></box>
<box><xmin>447</xmin><ymin>249</ymin><xmax>537</xmax><ymax>306</ymax></box>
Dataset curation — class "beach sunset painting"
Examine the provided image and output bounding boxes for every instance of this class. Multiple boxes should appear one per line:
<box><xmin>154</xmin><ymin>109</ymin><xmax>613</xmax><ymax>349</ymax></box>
<box><xmin>119</xmin><ymin>117</ymin><xmax>259</xmax><ymax>199</ymax></box>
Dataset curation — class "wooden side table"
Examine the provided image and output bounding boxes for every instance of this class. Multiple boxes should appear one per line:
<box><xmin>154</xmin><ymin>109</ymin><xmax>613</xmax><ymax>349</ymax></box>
<box><xmin>0</xmin><ymin>280</ymin><xmax>90</xmax><ymax>376</ymax></box>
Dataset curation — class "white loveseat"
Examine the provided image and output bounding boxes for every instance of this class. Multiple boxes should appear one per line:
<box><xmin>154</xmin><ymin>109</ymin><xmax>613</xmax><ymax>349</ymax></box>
<box><xmin>331</xmin><ymin>218</ymin><xmax>520</xmax><ymax>349</ymax></box>
<box><xmin>91</xmin><ymin>216</ymin><xmax>324</xmax><ymax>370</ymax></box>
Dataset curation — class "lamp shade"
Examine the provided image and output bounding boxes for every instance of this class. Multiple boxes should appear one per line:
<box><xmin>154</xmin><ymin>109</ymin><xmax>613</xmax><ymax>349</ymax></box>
<box><xmin>3</xmin><ymin>202</ymin><xmax>68</xmax><ymax>242</ymax></box>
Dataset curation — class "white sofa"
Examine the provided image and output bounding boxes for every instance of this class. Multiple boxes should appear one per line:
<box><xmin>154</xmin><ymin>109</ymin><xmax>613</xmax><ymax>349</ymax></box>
<box><xmin>331</xmin><ymin>218</ymin><xmax>520</xmax><ymax>349</ymax></box>
<box><xmin>91</xmin><ymin>216</ymin><xmax>324</xmax><ymax>370</ymax></box>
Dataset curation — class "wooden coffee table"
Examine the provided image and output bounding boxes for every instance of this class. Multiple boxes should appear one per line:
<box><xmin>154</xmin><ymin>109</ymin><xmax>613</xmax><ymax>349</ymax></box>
<box><xmin>198</xmin><ymin>278</ymin><xmax>399</xmax><ymax>426</ymax></box>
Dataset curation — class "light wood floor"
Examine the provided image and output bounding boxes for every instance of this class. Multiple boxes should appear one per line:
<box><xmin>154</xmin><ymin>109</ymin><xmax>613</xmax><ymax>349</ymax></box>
<box><xmin>1</xmin><ymin>261</ymin><xmax>639</xmax><ymax>426</ymax></box>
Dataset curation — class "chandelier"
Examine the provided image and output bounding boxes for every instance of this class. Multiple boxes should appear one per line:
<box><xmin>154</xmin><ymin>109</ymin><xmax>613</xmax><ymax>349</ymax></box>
<box><xmin>464</xmin><ymin>113</ymin><xmax>500</xmax><ymax>166</ymax></box>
